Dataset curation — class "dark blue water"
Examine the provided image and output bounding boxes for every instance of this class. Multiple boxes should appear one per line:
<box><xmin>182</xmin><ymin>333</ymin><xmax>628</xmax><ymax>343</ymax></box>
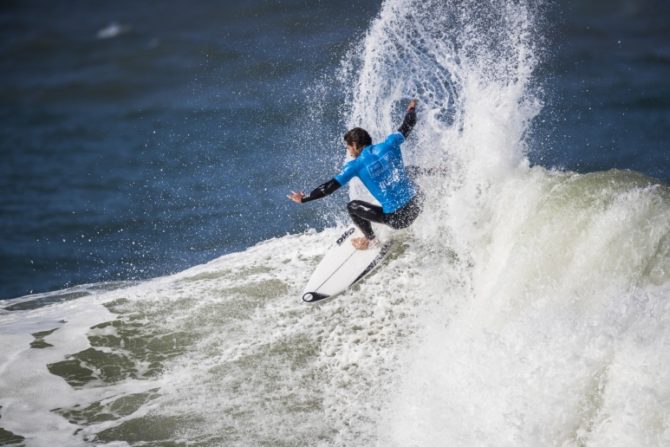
<box><xmin>531</xmin><ymin>0</ymin><xmax>670</xmax><ymax>178</ymax></box>
<box><xmin>1</xmin><ymin>0</ymin><xmax>669</xmax><ymax>299</ymax></box>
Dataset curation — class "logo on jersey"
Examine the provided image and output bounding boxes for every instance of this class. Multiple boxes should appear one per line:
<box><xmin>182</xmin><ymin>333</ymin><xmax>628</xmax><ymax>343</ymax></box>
<box><xmin>367</xmin><ymin>152</ymin><xmax>393</xmax><ymax>179</ymax></box>
<box><xmin>367</xmin><ymin>160</ymin><xmax>385</xmax><ymax>178</ymax></box>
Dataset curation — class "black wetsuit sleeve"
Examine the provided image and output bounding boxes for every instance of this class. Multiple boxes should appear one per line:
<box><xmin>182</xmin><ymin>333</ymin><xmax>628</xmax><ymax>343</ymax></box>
<box><xmin>398</xmin><ymin>106</ymin><xmax>417</xmax><ymax>139</ymax></box>
<box><xmin>301</xmin><ymin>178</ymin><xmax>341</xmax><ymax>203</ymax></box>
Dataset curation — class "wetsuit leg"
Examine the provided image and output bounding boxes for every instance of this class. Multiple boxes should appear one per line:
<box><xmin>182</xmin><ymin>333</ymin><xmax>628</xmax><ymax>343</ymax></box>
<box><xmin>347</xmin><ymin>200</ymin><xmax>385</xmax><ymax>240</ymax></box>
<box><xmin>383</xmin><ymin>195</ymin><xmax>422</xmax><ymax>229</ymax></box>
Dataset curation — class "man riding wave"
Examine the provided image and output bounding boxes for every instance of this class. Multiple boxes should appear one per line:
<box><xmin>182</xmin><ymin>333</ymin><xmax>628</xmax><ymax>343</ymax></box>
<box><xmin>288</xmin><ymin>99</ymin><xmax>420</xmax><ymax>250</ymax></box>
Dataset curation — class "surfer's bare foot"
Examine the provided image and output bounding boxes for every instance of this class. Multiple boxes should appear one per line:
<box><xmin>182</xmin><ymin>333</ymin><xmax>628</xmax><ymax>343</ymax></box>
<box><xmin>352</xmin><ymin>237</ymin><xmax>371</xmax><ymax>250</ymax></box>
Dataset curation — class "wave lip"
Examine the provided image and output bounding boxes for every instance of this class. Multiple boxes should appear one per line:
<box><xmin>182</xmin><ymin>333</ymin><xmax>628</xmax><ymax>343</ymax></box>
<box><xmin>335</xmin><ymin>0</ymin><xmax>670</xmax><ymax>445</ymax></box>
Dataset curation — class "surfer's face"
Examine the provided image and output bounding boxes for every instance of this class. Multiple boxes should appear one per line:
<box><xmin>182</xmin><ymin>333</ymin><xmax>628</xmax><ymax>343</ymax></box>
<box><xmin>346</xmin><ymin>143</ymin><xmax>362</xmax><ymax>158</ymax></box>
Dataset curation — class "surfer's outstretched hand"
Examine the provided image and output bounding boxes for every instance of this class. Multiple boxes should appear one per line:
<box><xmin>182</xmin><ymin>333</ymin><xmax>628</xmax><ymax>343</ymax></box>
<box><xmin>407</xmin><ymin>99</ymin><xmax>417</xmax><ymax>111</ymax></box>
<box><xmin>287</xmin><ymin>191</ymin><xmax>305</xmax><ymax>204</ymax></box>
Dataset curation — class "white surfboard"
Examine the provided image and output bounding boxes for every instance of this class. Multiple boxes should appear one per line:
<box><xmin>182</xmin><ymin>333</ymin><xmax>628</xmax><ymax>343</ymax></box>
<box><xmin>302</xmin><ymin>227</ymin><xmax>393</xmax><ymax>303</ymax></box>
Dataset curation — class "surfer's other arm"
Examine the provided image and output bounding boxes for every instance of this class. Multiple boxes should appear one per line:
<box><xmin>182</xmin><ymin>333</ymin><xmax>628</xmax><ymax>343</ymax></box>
<box><xmin>398</xmin><ymin>99</ymin><xmax>417</xmax><ymax>138</ymax></box>
<box><xmin>288</xmin><ymin>178</ymin><xmax>341</xmax><ymax>204</ymax></box>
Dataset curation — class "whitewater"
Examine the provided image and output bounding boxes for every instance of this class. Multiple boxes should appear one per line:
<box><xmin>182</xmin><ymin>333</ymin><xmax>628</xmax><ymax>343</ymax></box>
<box><xmin>2</xmin><ymin>0</ymin><xmax>669</xmax><ymax>445</ymax></box>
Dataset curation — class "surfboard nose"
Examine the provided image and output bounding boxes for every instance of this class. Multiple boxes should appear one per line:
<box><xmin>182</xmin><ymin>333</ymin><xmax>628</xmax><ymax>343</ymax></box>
<box><xmin>302</xmin><ymin>292</ymin><xmax>328</xmax><ymax>303</ymax></box>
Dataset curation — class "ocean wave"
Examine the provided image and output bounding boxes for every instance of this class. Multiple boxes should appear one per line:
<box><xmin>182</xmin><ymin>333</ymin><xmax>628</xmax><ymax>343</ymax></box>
<box><xmin>1</xmin><ymin>0</ymin><xmax>669</xmax><ymax>445</ymax></box>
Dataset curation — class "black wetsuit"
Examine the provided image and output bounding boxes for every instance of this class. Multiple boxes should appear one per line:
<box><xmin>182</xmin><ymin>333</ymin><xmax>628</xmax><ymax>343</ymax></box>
<box><xmin>301</xmin><ymin>106</ymin><xmax>421</xmax><ymax>240</ymax></box>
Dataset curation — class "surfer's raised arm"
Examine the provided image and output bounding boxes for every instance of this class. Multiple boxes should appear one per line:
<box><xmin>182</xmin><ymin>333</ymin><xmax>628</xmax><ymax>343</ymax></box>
<box><xmin>398</xmin><ymin>99</ymin><xmax>417</xmax><ymax>139</ymax></box>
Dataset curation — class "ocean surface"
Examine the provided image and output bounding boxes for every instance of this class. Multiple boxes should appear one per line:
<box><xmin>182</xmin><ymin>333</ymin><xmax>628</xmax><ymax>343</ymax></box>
<box><xmin>1</xmin><ymin>0</ymin><xmax>669</xmax><ymax>445</ymax></box>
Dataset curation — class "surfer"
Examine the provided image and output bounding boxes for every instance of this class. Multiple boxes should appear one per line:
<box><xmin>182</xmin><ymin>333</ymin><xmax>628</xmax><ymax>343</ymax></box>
<box><xmin>288</xmin><ymin>99</ymin><xmax>421</xmax><ymax>250</ymax></box>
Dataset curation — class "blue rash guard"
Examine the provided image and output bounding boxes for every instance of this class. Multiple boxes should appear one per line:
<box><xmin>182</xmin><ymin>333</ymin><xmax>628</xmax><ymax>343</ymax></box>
<box><xmin>334</xmin><ymin>132</ymin><xmax>416</xmax><ymax>213</ymax></box>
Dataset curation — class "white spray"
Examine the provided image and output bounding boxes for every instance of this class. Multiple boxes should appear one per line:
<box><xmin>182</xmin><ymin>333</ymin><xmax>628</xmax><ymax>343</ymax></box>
<box><xmin>336</xmin><ymin>0</ymin><xmax>670</xmax><ymax>445</ymax></box>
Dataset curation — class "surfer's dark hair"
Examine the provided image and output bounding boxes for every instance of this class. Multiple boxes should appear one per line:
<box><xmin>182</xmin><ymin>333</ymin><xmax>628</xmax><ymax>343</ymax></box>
<box><xmin>343</xmin><ymin>127</ymin><xmax>372</xmax><ymax>149</ymax></box>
